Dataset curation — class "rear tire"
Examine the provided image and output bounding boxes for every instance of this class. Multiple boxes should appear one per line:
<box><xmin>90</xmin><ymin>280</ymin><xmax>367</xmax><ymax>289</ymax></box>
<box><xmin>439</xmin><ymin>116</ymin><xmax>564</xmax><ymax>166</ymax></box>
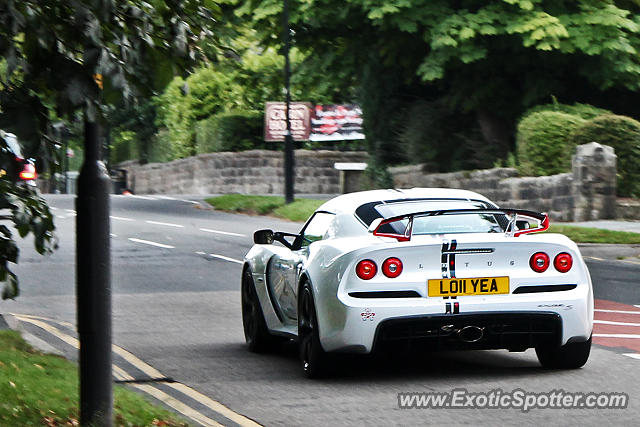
<box><xmin>536</xmin><ymin>336</ymin><xmax>591</xmax><ymax>369</ymax></box>
<box><xmin>298</xmin><ymin>282</ymin><xmax>328</xmax><ymax>378</ymax></box>
<box><xmin>241</xmin><ymin>268</ymin><xmax>278</xmax><ymax>353</ymax></box>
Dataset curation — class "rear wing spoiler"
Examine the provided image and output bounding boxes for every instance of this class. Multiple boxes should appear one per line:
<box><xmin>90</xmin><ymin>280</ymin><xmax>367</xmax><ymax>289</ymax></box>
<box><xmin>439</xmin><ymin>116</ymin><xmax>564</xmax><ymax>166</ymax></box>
<box><xmin>368</xmin><ymin>208</ymin><xmax>549</xmax><ymax>242</ymax></box>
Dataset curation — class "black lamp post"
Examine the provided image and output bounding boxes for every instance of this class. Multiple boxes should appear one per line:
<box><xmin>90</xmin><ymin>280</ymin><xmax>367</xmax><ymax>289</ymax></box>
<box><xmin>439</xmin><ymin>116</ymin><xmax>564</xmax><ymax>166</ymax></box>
<box><xmin>283</xmin><ymin>0</ymin><xmax>294</xmax><ymax>204</ymax></box>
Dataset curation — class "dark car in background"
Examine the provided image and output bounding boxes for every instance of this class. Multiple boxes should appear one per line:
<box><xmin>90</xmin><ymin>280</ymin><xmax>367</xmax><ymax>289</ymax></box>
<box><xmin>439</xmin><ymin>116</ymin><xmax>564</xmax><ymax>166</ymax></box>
<box><xmin>0</xmin><ymin>130</ymin><xmax>37</xmax><ymax>187</ymax></box>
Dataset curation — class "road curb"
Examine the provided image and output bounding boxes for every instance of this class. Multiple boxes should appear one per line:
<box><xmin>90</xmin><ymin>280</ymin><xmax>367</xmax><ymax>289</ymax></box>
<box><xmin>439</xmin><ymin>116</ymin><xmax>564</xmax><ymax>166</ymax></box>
<box><xmin>0</xmin><ymin>313</ymin><xmax>64</xmax><ymax>356</ymax></box>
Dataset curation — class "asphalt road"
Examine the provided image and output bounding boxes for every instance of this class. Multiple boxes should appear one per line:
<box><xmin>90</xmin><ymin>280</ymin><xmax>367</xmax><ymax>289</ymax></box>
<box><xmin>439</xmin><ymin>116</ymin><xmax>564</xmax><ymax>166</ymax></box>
<box><xmin>2</xmin><ymin>194</ymin><xmax>639</xmax><ymax>426</ymax></box>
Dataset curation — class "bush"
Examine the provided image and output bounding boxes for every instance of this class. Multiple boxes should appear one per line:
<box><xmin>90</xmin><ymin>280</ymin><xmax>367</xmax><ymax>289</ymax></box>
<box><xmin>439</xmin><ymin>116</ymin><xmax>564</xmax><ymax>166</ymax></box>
<box><xmin>516</xmin><ymin>111</ymin><xmax>586</xmax><ymax>176</ymax></box>
<box><xmin>111</xmin><ymin>130</ymin><xmax>139</xmax><ymax>164</ymax></box>
<box><xmin>148</xmin><ymin>129</ymin><xmax>176</xmax><ymax>163</ymax></box>
<box><xmin>571</xmin><ymin>114</ymin><xmax>640</xmax><ymax>198</ymax></box>
<box><xmin>524</xmin><ymin>102</ymin><xmax>611</xmax><ymax>121</ymax></box>
<box><xmin>396</xmin><ymin>100</ymin><xmax>493</xmax><ymax>171</ymax></box>
<box><xmin>195</xmin><ymin>111</ymin><xmax>268</xmax><ymax>153</ymax></box>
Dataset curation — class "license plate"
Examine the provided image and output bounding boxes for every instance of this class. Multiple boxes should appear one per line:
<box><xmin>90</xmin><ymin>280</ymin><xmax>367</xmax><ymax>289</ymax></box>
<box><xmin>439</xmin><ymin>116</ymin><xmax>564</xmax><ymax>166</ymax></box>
<box><xmin>428</xmin><ymin>276</ymin><xmax>509</xmax><ymax>297</ymax></box>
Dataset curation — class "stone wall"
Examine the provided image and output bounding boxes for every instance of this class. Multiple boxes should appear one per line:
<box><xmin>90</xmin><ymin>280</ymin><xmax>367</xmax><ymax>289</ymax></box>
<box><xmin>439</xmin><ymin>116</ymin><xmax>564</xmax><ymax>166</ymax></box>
<box><xmin>116</xmin><ymin>143</ymin><xmax>618</xmax><ymax>221</ymax></box>
<box><xmin>117</xmin><ymin>149</ymin><xmax>368</xmax><ymax>195</ymax></box>
<box><xmin>389</xmin><ymin>142</ymin><xmax>617</xmax><ymax>221</ymax></box>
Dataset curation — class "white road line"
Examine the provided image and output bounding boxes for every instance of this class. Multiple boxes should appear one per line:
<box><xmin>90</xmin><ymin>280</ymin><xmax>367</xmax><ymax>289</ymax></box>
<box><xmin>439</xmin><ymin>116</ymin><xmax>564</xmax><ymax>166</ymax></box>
<box><xmin>635</xmin><ymin>305</ymin><xmax>640</xmax><ymax>309</ymax></box>
<box><xmin>595</xmin><ymin>309</ymin><xmax>640</xmax><ymax>315</ymax></box>
<box><xmin>56</xmin><ymin>215</ymin><xmax>66</xmax><ymax>220</ymax></box>
<box><xmin>14</xmin><ymin>314</ymin><xmax>261</xmax><ymax>427</ymax></box>
<box><xmin>110</xmin><ymin>233</ymin><xmax>117</xmax><ymax>238</ymax></box>
<box><xmin>209</xmin><ymin>253</ymin><xmax>244</xmax><ymax>264</ymax></box>
<box><xmin>128</xmin><ymin>238</ymin><xmax>174</xmax><ymax>249</ymax></box>
<box><xmin>594</xmin><ymin>320</ymin><xmax>640</xmax><ymax>327</ymax></box>
<box><xmin>110</xmin><ymin>216</ymin><xmax>134</xmax><ymax>221</ymax></box>
<box><xmin>65</xmin><ymin>209</ymin><xmax>76</xmax><ymax>213</ymax></box>
<box><xmin>584</xmin><ymin>256</ymin><xmax>605</xmax><ymax>261</ymax></box>
<box><xmin>623</xmin><ymin>353</ymin><xmax>640</xmax><ymax>360</ymax></box>
<box><xmin>127</xmin><ymin>194</ymin><xmax>158</xmax><ymax>201</ymax></box>
<box><xmin>50</xmin><ymin>206</ymin><xmax>58</xmax><ymax>211</ymax></box>
<box><xmin>200</xmin><ymin>228</ymin><xmax>246</xmax><ymax>237</ymax></box>
<box><xmin>145</xmin><ymin>220</ymin><xmax>184</xmax><ymax>228</ymax></box>
<box><xmin>593</xmin><ymin>334</ymin><xmax>640</xmax><ymax>339</ymax></box>
<box><xmin>195</xmin><ymin>251</ymin><xmax>206</xmax><ymax>255</ymax></box>
<box><xmin>154</xmin><ymin>195</ymin><xmax>178</xmax><ymax>201</ymax></box>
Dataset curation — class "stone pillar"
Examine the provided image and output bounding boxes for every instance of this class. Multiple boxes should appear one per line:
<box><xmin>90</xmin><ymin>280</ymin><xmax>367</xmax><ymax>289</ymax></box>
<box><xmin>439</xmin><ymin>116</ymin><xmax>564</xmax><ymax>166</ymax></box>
<box><xmin>572</xmin><ymin>142</ymin><xmax>617</xmax><ymax>221</ymax></box>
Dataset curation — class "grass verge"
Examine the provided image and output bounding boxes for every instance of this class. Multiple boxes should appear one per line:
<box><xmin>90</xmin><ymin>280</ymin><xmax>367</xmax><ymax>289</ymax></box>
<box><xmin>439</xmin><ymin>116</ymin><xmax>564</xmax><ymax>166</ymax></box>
<box><xmin>546</xmin><ymin>225</ymin><xmax>640</xmax><ymax>244</ymax></box>
<box><xmin>206</xmin><ymin>195</ymin><xmax>640</xmax><ymax>244</ymax></box>
<box><xmin>0</xmin><ymin>329</ymin><xmax>187</xmax><ymax>426</ymax></box>
<box><xmin>206</xmin><ymin>194</ymin><xmax>323</xmax><ymax>222</ymax></box>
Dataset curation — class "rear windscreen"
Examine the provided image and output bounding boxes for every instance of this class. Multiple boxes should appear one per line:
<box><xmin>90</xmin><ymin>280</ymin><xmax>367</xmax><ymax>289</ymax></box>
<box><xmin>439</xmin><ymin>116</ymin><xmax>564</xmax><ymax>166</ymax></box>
<box><xmin>355</xmin><ymin>199</ymin><xmax>506</xmax><ymax>235</ymax></box>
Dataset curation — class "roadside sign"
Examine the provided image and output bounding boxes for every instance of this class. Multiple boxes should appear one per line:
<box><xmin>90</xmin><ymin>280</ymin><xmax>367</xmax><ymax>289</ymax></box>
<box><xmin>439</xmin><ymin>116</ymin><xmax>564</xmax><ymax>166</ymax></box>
<box><xmin>264</xmin><ymin>102</ymin><xmax>312</xmax><ymax>142</ymax></box>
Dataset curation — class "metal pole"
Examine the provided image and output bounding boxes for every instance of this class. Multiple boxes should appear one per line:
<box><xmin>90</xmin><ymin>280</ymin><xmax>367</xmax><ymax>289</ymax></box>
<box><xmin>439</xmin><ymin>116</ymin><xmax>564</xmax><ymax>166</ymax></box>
<box><xmin>76</xmin><ymin>115</ymin><xmax>112</xmax><ymax>426</ymax></box>
<box><xmin>283</xmin><ymin>0</ymin><xmax>294</xmax><ymax>204</ymax></box>
<box><xmin>62</xmin><ymin>128</ymin><xmax>68</xmax><ymax>194</ymax></box>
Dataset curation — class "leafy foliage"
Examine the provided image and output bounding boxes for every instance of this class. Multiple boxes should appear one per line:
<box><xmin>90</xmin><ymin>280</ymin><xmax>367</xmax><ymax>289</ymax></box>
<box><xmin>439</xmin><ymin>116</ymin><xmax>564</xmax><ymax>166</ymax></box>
<box><xmin>195</xmin><ymin>111</ymin><xmax>267</xmax><ymax>154</ymax></box>
<box><xmin>571</xmin><ymin>114</ymin><xmax>640</xmax><ymax>197</ymax></box>
<box><xmin>516</xmin><ymin>111</ymin><xmax>586</xmax><ymax>176</ymax></box>
<box><xmin>523</xmin><ymin>101</ymin><xmax>612</xmax><ymax>121</ymax></box>
<box><xmin>0</xmin><ymin>180</ymin><xmax>57</xmax><ymax>299</ymax></box>
<box><xmin>238</xmin><ymin>0</ymin><xmax>640</xmax><ymax>165</ymax></box>
<box><xmin>154</xmin><ymin>67</ymin><xmax>241</xmax><ymax>157</ymax></box>
<box><xmin>0</xmin><ymin>0</ymin><xmax>216</xmax><ymax>297</ymax></box>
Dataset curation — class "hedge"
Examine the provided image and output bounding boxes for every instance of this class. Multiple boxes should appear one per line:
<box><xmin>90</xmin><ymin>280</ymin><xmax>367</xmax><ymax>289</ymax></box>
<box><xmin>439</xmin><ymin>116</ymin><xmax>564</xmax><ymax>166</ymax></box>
<box><xmin>571</xmin><ymin>114</ymin><xmax>640</xmax><ymax>198</ymax></box>
<box><xmin>523</xmin><ymin>102</ymin><xmax>611</xmax><ymax>121</ymax></box>
<box><xmin>195</xmin><ymin>110</ymin><xmax>271</xmax><ymax>154</ymax></box>
<box><xmin>516</xmin><ymin>111</ymin><xmax>586</xmax><ymax>176</ymax></box>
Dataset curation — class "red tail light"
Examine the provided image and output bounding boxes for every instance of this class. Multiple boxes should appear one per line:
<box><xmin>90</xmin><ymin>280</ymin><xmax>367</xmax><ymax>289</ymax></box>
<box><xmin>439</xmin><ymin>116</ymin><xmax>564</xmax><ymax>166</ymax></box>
<box><xmin>382</xmin><ymin>257</ymin><xmax>403</xmax><ymax>278</ymax></box>
<box><xmin>19</xmin><ymin>163</ymin><xmax>37</xmax><ymax>181</ymax></box>
<box><xmin>356</xmin><ymin>260</ymin><xmax>377</xmax><ymax>280</ymax></box>
<box><xmin>554</xmin><ymin>253</ymin><xmax>573</xmax><ymax>273</ymax></box>
<box><xmin>530</xmin><ymin>252</ymin><xmax>550</xmax><ymax>273</ymax></box>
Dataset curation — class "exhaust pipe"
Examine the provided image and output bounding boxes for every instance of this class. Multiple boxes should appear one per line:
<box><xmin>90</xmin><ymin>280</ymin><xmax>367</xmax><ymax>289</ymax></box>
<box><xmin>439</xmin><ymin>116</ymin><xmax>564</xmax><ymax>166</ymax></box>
<box><xmin>457</xmin><ymin>325</ymin><xmax>485</xmax><ymax>343</ymax></box>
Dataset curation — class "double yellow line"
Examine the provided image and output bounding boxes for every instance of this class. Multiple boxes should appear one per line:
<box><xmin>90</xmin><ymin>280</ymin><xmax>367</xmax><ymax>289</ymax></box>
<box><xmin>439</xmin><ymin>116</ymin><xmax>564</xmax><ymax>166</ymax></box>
<box><xmin>10</xmin><ymin>313</ymin><xmax>261</xmax><ymax>427</ymax></box>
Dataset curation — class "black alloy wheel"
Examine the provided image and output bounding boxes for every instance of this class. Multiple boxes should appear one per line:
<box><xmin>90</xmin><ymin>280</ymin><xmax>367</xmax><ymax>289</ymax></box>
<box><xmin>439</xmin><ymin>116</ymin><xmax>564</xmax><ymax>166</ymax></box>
<box><xmin>241</xmin><ymin>268</ymin><xmax>277</xmax><ymax>352</ymax></box>
<box><xmin>298</xmin><ymin>282</ymin><xmax>327</xmax><ymax>378</ymax></box>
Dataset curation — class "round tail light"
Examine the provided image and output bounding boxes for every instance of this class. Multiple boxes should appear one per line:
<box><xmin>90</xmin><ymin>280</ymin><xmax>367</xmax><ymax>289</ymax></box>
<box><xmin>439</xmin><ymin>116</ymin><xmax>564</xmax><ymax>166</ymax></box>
<box><xmin>554</xmin><ymin>253</ymin><xmax>573</xmax><ymax>273</ymax></box>
<box><xmin>530</xmin><ymin>252</ymin><xmax>550</xmax><ymax>273</ymax></box>
<box><xmin>356</xmin><ymin>260</ymin><xmax>377</xmax><ymax>280</ymax></box>
<box><xmin>382</xmin><ymin>257</ymin><xmax>403</xmax><ymax>278</ymax></box>
<box><xmin>19</xmin><ymin>163</ymin><xmax>37</xmax><ymax>181</ymax></box>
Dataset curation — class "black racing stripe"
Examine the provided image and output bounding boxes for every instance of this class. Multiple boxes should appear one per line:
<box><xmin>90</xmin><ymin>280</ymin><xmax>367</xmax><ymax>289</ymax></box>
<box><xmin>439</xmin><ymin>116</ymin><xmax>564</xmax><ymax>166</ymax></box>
<box><xmin>449</xmin><ymin>240</ymin><xmax>457</xmax><ymax>278</ymax></box>
<box><xmin>512</xmin><ymin>284</ymin><xmax>577</xmax><ymax>294</ymax></box>
<box><xmin>441</xmin><ymin>242</ymin><xmax>449</xmax><ymax>278</ymax></box>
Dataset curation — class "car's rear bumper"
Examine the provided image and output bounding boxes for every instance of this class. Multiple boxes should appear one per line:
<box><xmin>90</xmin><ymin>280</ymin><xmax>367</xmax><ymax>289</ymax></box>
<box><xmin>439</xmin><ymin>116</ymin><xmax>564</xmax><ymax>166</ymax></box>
<box><xmin>319</xmin><ymin>287</ymin><xmax>593</xmax><ymax>353</ymax></box>
<box><xmin>373</xmin><ymin>312</ymin><xmax>562</xmax><ymax>353</ymax></box>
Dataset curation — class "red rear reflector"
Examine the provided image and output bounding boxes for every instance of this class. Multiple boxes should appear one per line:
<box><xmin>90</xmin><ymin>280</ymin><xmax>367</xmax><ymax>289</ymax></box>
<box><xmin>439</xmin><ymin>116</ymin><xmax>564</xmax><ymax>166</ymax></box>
<box><xmin>356</xmin><ymin>260</ymin><xmax>377</xmax><ymax>280</ymax></box>
<box><xmin>530</xmin><ymin>252</ymin><xmax>550</xmax><ymax>273</ymax></box>
<box><xmin>554</xmin><ymin>253</ymin><xmax>573</xmax><ymax>273</ymax></box>
<box><xmin>382</xmin><ymin>257</ymin><xmax>403</xmax><ymax>278</ymax></box>
<box><xmin>19</xmin><ymin>163</ymin><xmax>37</xmax><ymax>181</ymax></box>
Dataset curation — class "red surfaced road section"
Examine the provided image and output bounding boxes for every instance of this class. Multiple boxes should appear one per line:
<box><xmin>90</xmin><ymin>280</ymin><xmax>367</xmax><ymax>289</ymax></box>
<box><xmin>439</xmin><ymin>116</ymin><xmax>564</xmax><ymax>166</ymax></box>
<box><xmin>594</xmin><ymin>299</ymin><xmax>640</xmax><ymax>354</ymax></box>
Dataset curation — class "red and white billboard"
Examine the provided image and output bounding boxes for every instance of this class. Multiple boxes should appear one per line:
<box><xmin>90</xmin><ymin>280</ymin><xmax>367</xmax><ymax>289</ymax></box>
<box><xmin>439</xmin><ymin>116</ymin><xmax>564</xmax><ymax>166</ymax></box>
<box><xmin>310</xmin><ymin>104</ymin><xmax>365</xmax><ymax>141</ymax></box>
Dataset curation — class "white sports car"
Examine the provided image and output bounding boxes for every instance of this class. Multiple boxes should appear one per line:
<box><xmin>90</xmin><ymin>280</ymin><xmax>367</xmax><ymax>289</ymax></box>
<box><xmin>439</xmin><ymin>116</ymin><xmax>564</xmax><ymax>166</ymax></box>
<box><xmin>242</xmin><ymin>188</ymin><xmax>593</xmax><ymax>377</ymax></box>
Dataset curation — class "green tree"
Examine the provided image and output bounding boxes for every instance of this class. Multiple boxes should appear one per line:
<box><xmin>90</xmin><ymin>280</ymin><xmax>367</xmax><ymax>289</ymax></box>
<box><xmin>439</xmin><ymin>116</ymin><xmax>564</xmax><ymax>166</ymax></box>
<box><xmin>0</xmin><ymin>0</ymin><xmax>217</xmax><ymax>299</ymax></box>
<box><xmin>236</xmin><ymin>0</ymin><xmax>640</xmax><ymax>164</ymax></box>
